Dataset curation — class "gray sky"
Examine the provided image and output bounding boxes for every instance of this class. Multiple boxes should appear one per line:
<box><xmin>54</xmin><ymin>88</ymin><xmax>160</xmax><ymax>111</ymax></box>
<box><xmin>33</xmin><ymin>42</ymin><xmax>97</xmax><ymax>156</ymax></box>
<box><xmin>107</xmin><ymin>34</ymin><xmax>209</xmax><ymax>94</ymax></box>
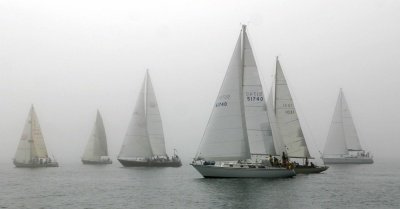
<box><xmin>1</xmin><ymin>0</ymin><xmax>399</xmax><ymax>163</ymax></box>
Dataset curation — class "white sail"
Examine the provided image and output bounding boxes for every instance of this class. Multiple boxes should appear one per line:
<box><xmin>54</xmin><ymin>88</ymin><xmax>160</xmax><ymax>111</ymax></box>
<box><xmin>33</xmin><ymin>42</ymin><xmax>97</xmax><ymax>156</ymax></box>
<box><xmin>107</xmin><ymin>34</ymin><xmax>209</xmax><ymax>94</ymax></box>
<box><xmin>274</xmin><ymin>59</ymin><xmax>311</xmax><ymax>158</ymax></box>
<box><xmin>82</xmin><ymin>111</ymin><xmax>109</xmax><ymax>161</ymax></box>
<box><xmin>119</xmin><ymin>80</ymin><xmax>153</xmax><ymax>159</ymax></box>
<box><xmin>341</xmin><ymin>91</ymin><xmax>362</xmax><ymax>151</ymax></box>
<box><xmin>196</xmin><ymin>27</ymin><xmax>250</xmax><ymax>161</ymax></box>
<box><xmin>266</xmin><ymin>89</ymin><xmax>285</xmax><ymax>156</ymax></box>
<box><xmin>242</xmin><ymin>31</ymin><xmax>276</xmax><ymax>155</ymax></box>
<box><xmin>324</xmin><ymin>89</ymin><xmax>362</xmax><ymax>156</ymax></box>
<box><xmin>145</xmin><ymin>71</ymin><xmax>167</xmax><ymax>156</ymax></box>
<box><xmin>323</xmin><ymin>90</ymin><xmax>348</xmax><ymax>155</ymax></box>
<box><xmin>14</xmin><ymin>106</ymin><xmax>49</xmax><ymax>163</ymax></box>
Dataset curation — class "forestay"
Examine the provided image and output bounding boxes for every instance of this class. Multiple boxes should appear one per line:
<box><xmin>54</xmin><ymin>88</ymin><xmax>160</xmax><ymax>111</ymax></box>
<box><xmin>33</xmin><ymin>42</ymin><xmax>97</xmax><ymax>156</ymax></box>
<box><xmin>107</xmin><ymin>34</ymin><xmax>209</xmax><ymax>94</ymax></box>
<box><xmin>274</xmin><ymin>60</ymin><xmax>311</xmax><ymax>158</ymax></box>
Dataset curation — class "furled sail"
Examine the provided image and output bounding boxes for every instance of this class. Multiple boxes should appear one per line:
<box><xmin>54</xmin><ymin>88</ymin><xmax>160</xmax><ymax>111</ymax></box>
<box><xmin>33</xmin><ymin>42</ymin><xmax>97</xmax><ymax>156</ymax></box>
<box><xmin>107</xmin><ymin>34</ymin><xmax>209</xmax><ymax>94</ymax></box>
<box><xmin>196</xmin><ymin>26</ymin><xmax>250</xmax><ymax>161</ymax></box>
<box><xmin>82</xmin><ymin>111</ymin><xmax>109</xmax><ymax>161</ymax></box>
<box><xmin>14</xmin><ymin>106</ymin><xmax>49</xmax><ymax>163</ymax></box>
<box><xmin>145</xmin><ymin>71</ymin><xmax>167</xmax><ymax>156</ymax></box>
<box><xmin>274</xmin><ymin>59</ymin><xmax>311</xmax><ymax>158</ymax></box>
<box><xmin>119</xmin><ymin>79</ymin><xmax>154</xmax><ymax>159</ymax></box>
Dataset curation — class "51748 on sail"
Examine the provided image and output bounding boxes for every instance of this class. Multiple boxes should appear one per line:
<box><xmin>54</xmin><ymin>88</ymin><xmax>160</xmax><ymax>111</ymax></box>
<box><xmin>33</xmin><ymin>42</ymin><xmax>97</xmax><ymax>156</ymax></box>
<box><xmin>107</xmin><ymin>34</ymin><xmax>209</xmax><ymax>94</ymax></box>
<box><xmin>13</xmin><ymin>105</ymin><xmax>59</xmax><ymax>168</ymax></box>
<box><xmin>191</xmin><ymin>25</ymin><xmax>295</xmax><ymax>178</ymax></box>
<box><xmin>117</xmin><ymin>70</ymin><xmax>182</xmax><ymax>167</ymax></box>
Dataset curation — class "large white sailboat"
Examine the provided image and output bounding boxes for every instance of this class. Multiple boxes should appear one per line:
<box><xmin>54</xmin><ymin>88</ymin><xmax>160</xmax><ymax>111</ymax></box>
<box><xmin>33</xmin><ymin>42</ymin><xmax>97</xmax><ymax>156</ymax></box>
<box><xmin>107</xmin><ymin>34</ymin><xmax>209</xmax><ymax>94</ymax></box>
<box><xmin>13</xmin><ymin>105</ymin><xmax>59</xmax><ymax>168</ymax></box>
<box><xmin>81</xmin><ymin>110</ymin><xmax>112</xmax><ymax>164</ymax></box>
<box><xmin>117</xmin><ymin>71</ymin><xmax>181</xmax><ymax>167</ymax></box>
<box><xmin>322</xmin><ymin>89</ymin><xmax>373</xmax><ymax>164</ymax></box>
<box><xmin>271</xmin><ymin>58</ymin><xmax>328</xmax><ymax>174</ymax></box>
<box><xmin>191</xmin><ymin>25</ymin><xmax>295</xmax><ymax>178</ymax></box>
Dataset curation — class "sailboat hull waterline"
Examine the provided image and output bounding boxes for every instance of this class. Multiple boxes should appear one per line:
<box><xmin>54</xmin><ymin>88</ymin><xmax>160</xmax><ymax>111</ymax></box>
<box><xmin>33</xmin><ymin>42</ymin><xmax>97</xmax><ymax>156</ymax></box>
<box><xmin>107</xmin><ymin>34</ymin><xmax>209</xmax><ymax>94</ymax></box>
<box><xmin>13</xmin><ymin>160</ymin><xmax>59</xmax><ymax>168</ymax></box>
<box><xmin>192</xmin><ymin>164</ymin><xmax>295</xmax><ymax>178</ymax></box>
<box><xmin>81</xmin><ymin>159</ymin><xmax>112</xmax><ymax>165</ymax></box>
<box><xmin>322</xmin><ymin>157</ymin><xmax>373</xmax><ymax>164</ymax></box>
<box><xmin>294</xmin><ymin>166</ymin><xmax>329</xmax><ymax>174</ymax></box>
<box><xmin>118</xmin><ymin>159</ymin><xmax>182</xmax><ymax>167</ymax></box>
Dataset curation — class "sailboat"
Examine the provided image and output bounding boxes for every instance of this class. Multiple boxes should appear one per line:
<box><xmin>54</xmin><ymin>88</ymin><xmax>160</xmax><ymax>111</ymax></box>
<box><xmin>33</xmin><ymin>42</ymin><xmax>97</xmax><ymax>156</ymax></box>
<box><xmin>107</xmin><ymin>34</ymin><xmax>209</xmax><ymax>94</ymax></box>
<box><xmin>191</xmin><ymin>25</ymin><xmax>295</xmax><ymax>178</ymax></box>
<box><xmin>271</xmin><ymin>58</ymin><xmax>328</xmax><ymax>174</ymax></box>
<box><xmin>13</xmin><ymin>105</ymin><xmax>59</xmax><ymax>168</ymax></box>
<box><xmin>81</xmin><ymin>110</ymin><xmax>112</xmax><ymax>164</ymax></box>
<box><xmin>117</xmin><ymin>70</ymin><xmax>182</xmax><ymax>167</ymax></box>
<box><xmin>322</xmin><ymin>89</ymin><xmax>373</xmax><ymax>164</ymax></box>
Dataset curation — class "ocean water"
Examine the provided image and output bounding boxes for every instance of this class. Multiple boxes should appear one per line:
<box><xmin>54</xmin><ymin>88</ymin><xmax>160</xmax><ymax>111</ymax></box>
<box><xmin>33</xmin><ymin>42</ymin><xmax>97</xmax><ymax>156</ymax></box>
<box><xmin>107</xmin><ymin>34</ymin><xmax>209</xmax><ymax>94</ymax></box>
<box><xmin>0</xmin><ymin>159</ymin><xmax>399</xmax><ymax>209</ymax></box>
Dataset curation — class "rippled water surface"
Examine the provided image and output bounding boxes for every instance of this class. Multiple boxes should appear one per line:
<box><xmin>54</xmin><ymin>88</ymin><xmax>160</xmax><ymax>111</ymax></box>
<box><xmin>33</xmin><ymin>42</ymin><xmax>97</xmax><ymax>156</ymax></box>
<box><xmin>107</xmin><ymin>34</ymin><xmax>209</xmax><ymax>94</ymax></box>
<box><xmin>0</xmin><ymin>159</ymin><xmax>399</xmax><ymax>209</ymax></box>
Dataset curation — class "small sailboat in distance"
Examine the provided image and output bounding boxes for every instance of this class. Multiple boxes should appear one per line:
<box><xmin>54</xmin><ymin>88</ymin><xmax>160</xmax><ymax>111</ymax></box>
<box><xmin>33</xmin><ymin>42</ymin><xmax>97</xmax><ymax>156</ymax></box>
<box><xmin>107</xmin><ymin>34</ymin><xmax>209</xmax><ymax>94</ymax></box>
<box><xmin>322</xmin><ymin>89</ymin><xmax>373</xmax><ymax>164</ymax></box>
<box><xmin>191</xmin><ymin>25</ymin><xmax>295</xmax><ymax>178</ymax></box>
<box><xmin>81</xmin><ymin>110</ymin><xmax>112</xmax><ymax>164</ymax></box>
<box><xmin>271</xmin><ymin>58</ymin><xmax>328</xmax><ymax>174</ymax></box>
<box><xmin>117</xmin><ymin>70</ymin><xmax>182</xmax><ymax>167</ymax></box>
<box><xmin>13</xmin><ymin>105</ymin><xmax>59</xmax><ymax>168</ymax></box>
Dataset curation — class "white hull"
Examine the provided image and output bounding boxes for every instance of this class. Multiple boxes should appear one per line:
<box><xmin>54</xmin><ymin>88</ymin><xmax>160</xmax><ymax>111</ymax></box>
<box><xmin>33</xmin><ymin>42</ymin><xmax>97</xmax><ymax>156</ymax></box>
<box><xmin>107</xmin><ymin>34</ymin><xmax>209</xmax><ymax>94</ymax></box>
<box><xmin>192</xmin><ymin>164</ymin><xmax>295</xmax><ymax>178</ymax></box>
<box><xmin>322</xmin><ymin>157</ymin><xmax>373</xmax><ymax>164</ymax></box>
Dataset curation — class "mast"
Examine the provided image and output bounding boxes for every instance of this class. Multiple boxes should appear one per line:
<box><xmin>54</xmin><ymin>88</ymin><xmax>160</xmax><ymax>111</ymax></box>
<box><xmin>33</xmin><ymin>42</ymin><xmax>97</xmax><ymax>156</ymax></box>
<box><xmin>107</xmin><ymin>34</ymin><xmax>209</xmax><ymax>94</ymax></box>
<box><xmin>240</xmin><ymin>24</ymin><xmax>249</xmax><ymax>154</ymax></box>
<box><xmin>274</xmin><ymin>57</ymin><xmax>278</xmax><ymax>114</ymax></box>
<box><xmin>30</xmin><ymin>106</ymin><xmax>33</xmax><ymax>162</ymax></box>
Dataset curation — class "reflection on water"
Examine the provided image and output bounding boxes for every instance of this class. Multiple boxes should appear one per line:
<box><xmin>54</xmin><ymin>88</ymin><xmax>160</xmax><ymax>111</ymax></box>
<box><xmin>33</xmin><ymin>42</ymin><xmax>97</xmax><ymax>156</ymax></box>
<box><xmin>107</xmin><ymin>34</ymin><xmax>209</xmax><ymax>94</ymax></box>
<box><xmin>0</xmin><ymin>160</ymin><xmax>399</xmax><ymax>208</ymax></box>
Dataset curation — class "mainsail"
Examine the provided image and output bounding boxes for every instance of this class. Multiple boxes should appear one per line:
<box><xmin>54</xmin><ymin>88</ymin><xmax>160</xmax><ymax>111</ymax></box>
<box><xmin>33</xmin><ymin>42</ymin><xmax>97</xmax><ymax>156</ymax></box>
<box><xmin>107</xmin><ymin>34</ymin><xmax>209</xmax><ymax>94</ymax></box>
<box><xmin>274</xmin><ymin>59</ymin><xmax>311</xmax><ymax>158</ymax></box>
<box><xmin>118</xmin><ymin>71</ymin><xmax>168</xmax><ymax>159</ymax></box>
<box><xmin>14</xmin><ymin>106</ymin><xmax>49</xmax><ymax>163</ymax></box>
<box><xmin>323</xmin><ymin>89</ymin><xmax>362</xmax><ymax>155</ymax></box>
<box><xmin>119</xmin><ymin>77</ymin><xmax>154</xmax><ymax>159</ymax></box>
<box><xmin>196</xmin><ymin>25</ymin><xmax>276</xmax><ymax>161</ymax></box>
<box><xmin>82</xmin><ymin>111</ymin><xmax>109</xmax><ymax>161</ymax></box>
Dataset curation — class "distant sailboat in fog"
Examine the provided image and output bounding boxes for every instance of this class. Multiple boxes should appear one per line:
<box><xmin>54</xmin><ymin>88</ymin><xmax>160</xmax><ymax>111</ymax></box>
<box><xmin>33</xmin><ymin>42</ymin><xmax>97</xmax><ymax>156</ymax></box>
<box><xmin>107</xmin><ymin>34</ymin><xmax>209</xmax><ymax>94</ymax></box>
<box><xmin>81</xmin><ymin>110</ymin><xmax>112</xmax><ymax>164</ymax></box>
<box><xmin>117</xmin><ymin>70</ymin><xmax>181</xmax><ymax>167</ymax></box>
<box><xmin>13</xmin><ymin>105</ymin><xmax>59</xmax><ymax>168</ymax></box>
<box><xmin>322</xmin><ymin>89</ymin><xmax>373</xmax><ymax>164</ymax></box>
